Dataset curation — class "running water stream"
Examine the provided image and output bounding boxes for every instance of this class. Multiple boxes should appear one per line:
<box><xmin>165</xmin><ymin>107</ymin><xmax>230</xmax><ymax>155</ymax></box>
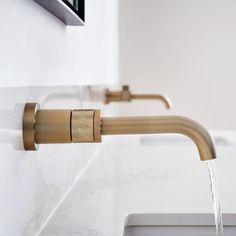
<box><xmin>207</xmin><ymin>160</ymin><xmax>224</xmax><ymax>236</ymax></box>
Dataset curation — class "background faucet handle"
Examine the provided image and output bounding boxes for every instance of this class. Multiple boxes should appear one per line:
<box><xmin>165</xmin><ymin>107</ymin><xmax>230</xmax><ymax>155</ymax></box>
<box><xmin>122</xmin><ymin>85</ymin><xmax>130</xmax><ymax>91</ymax></box>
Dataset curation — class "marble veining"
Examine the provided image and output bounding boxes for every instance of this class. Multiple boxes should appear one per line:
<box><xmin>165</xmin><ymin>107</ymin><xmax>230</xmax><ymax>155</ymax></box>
<box><xmin>0</xmin><ymin>86</ymin><xmax>105</xmax><ymax>236</ymax></box>
<box><xmin>41</xmin><ymin>134</ymin><xmax>236</xmax><ymax>236</ymax></box>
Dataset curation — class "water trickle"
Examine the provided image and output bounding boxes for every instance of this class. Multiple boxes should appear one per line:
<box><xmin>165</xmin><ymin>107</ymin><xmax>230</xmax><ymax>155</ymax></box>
<box><xmin>206</xmin><ymin>160</ymin><xmax>224</xmax><ymax>236</ymax></box>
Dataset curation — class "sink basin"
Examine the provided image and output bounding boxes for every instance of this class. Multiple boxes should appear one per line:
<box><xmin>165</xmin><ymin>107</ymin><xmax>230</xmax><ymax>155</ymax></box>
<box><xmin>123</xmin><ymin>214</ymin><xmax>236</xmax><ymax>236</ymax></box>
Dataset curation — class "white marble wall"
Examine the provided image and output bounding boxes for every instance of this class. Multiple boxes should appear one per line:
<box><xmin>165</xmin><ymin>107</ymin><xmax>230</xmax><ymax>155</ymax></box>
<box><xmin>0</xmin><ymin>86</ymin><xmax>107</xmax><ymax>236</ymax></box>
<box><xmin>40</xmin><ymin>134</ymin><xmax>236</xmax><ymax>236</ymax></box>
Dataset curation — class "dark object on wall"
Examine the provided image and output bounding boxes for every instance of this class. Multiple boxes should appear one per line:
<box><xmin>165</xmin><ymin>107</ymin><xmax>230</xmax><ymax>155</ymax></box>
<box><xmin>34</xmin><ymin>0</ymin><xmax>85</xmax><ymax>25</ymax></box>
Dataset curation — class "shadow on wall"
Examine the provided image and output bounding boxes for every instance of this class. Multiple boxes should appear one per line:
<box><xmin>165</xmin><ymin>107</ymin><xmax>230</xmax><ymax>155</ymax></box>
<box><xmin>0</xmin><ymin>104</ymin><xmax>25</xmax><ymax>150</ymax></box>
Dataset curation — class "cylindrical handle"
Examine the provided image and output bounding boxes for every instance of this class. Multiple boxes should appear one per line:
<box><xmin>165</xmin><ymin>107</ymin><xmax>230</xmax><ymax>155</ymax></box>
<box><xmin>35</xmin><ymin>110</ymin><xmax>72</xmax><ymax>144</ymax></box>
<box><xmin>71</xmin><ymin>109</ymin><xmax>101</xmax><ymax>143</ymax></box>
<box><xmin>23</xmin><ymin>103</ymin><xmax>101</xmax><ymax>150</ymax></box>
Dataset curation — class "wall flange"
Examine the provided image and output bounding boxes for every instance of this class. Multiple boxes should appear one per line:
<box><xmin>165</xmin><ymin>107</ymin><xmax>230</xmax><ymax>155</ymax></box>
<box><xmin>23</xmin><ymin>103</ymin><xmax>39</xmax><ymax>151</ymax></box>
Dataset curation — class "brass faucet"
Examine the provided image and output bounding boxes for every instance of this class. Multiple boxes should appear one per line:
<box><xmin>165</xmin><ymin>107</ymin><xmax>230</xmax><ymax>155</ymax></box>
<box><xmin>23</xmin><ymin>103</ymin><xmax>216</xmax><ymax>161</ymax></box>
<box><xmin>105</xmin><ymin>85</ymin><xmax>172</xmax><ymax>109</ymax></box>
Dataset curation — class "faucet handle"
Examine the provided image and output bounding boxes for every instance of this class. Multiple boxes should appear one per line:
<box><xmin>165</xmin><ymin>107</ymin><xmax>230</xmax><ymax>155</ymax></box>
<box><xmin>105</xmin><ymin>85</ymin><xmax>132</xmax><ymax>104</ymax></box>
<box><xmin>122</xmin><ymin>85</ymin><xmax>129</xmax><ymax>91</ymax></box>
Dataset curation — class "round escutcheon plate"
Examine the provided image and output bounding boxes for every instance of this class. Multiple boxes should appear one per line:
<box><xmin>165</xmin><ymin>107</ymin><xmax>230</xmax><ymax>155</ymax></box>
<box><xmin>22</xmin><ymin>103</ymin><xmax>39</xmax><ymax>151</ymax></box>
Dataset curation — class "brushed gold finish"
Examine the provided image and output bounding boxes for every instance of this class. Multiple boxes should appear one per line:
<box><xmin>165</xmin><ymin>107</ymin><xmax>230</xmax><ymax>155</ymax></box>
<box><xmin>71</xmin><ymin>109</ymin><xmax>101</xmax><ymax>143</ymax></box>
<box><xmin>94</xmin><ymin>110</ymin><xmax>102</xmax><ymax>142</ymax></box>
<box><xmin>130</xmin><ymin>94</ymin><xmax>171</xmax><ymax>109</ymax></box>
<box><xmin>22</xmin><ymin>104</ymin><xmax>216</xmax><ymax>161</ymax></box>
<box><xmin>22</xmin><ymin>103</ymin><xmax>39</xmax><ymax>151</ymax></box>
<box><xmin>71</xmin><ymin>110</ymin><xmax>94</xmax><ymax>142</ymax></box>
<box><xmin>35</xmin><ymin>109</ymin><xmax>72</xmax><ymax>144</ymax></box>
<box><xmin>22</xmin><ymin>104</ymin><xmax>101</xmax><ymax>149</ymax></box>
<box><xmin>101</xmin><ymin>116</ymin><xmax>216</xmax><ymax>161</ymax></box>
<box><xmin>105</xmin><ymin>85</ymin><xmax>172</xmax><ymax>109</ymax></box>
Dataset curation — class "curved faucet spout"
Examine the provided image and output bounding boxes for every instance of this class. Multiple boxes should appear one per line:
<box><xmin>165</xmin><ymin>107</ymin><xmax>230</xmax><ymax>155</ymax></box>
<box><xmin>131</xmin><ymin>94</ymin><xmax>172</xmax><ymax>109</ymax></box>
<box><xmin>101</xmin><ymin>116</ymin><xmax>216</xmax><ymax>161</ymax></box>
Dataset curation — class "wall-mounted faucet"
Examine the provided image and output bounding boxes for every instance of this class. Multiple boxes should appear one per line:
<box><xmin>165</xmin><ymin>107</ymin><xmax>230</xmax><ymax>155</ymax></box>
<box><xmin>105</xmin><ymin>85</ymin><xmax>172</xmax><ymax>109</ymax></box>
<box><xmin>23</xmin><ymin>103</ymin><xmax>216</xmax><ymax>161</ymax></box>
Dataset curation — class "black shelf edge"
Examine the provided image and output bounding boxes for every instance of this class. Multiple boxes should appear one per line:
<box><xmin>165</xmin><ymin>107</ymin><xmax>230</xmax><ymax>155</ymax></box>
<box><xmin>34</xmin><ymin>0</ymin><xmax>84</xmax><ymax>26</ymax></box>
